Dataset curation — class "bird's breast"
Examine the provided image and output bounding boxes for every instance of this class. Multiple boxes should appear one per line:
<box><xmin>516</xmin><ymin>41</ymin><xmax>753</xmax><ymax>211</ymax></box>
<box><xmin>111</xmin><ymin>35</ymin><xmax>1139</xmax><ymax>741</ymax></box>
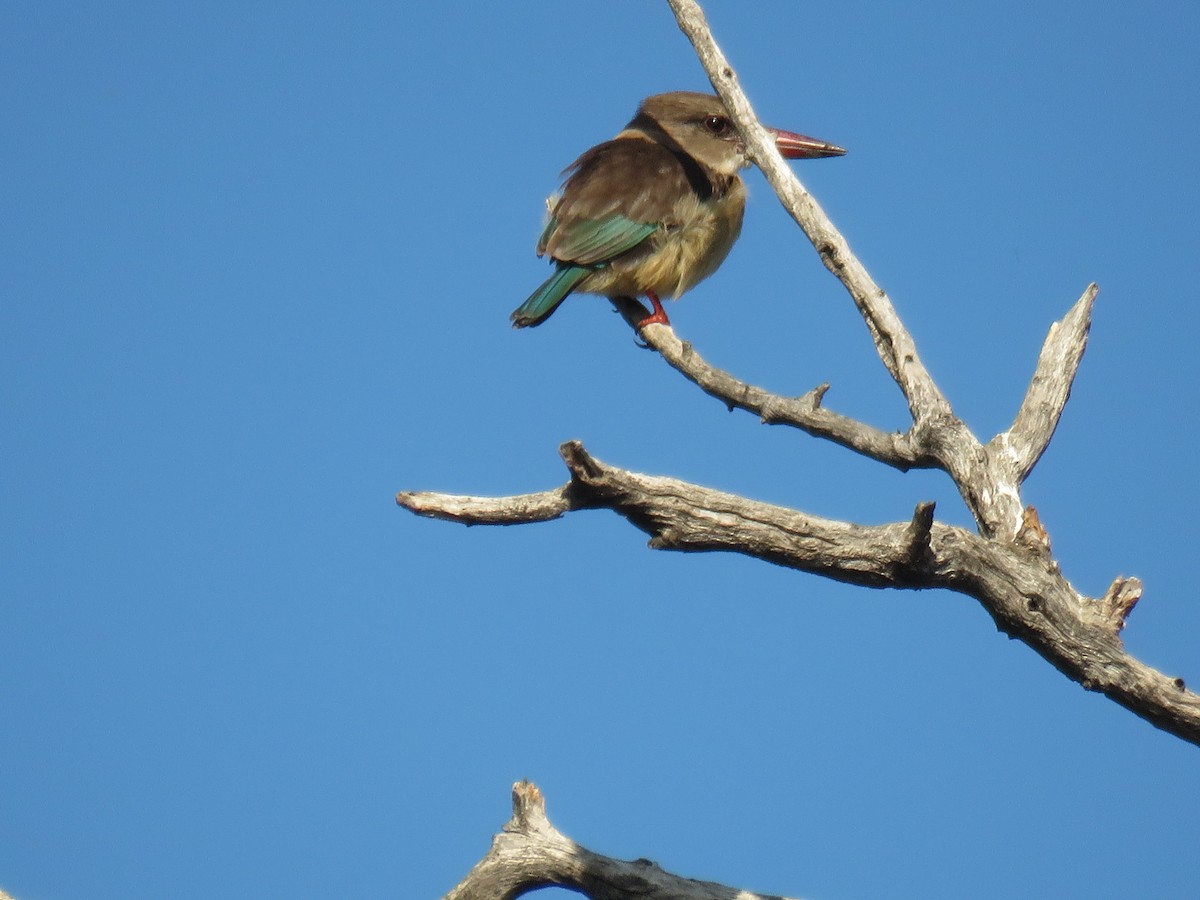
<box><xmin>598</xmin><ymin>177</ymin><xmax>747</xmax><ymax>299</ymax></box>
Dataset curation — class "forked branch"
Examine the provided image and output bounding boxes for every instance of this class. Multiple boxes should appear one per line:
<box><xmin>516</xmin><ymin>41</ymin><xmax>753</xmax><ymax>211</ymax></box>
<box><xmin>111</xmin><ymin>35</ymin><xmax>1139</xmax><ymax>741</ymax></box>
<box><xmin>406</xmin><ymin>3</ymin><xmax>1195</xmax><ymax>897</ymax></box>
<box><xmin>400</xmin><ymin>0</ymin><xmax>1194</xmax><ymax>749</ymax></box>
<box><xmin>664</xmin><ymin>0</ymin><xmax>951</xmax><ymax>430</ymax></box>
<box><xmin>998</xmin><ymin>283</ymin><xmax>1098</xmax><ymax>481</ymax></box>
<box><xmin>663</xmin><ymin>0</ymin><xmax>1105</xmax><ymax>546</ymax></box>
<box><xmin>444</xmin><ymin>780</ymin><xmax>802</xmax><ymax>900</ymax></box>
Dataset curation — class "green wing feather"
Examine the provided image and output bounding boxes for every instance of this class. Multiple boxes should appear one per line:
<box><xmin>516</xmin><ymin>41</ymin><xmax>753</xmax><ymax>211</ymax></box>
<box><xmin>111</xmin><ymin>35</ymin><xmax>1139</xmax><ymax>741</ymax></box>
<box><xmin>510</xmin><ymin>265</ymin><xmax>594</xmax><ymax>328</ymax></box>
<box><xmin>543</xmin><ymin>215</ymin><xmax>657</xmax><ymax>266</ymax></box>
<box><xmin>515</xmin><ymin>138</ymin><xmax>679</xmax><ymax>327</ymax></box>
<box><xmin>512</xmin><ymin>215</ymin><xmax>658</xmax><ymax>327</ymax></box>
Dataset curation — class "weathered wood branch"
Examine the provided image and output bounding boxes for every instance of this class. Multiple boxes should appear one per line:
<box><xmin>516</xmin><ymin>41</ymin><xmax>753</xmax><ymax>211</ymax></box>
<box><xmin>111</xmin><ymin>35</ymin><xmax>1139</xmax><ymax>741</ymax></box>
<box><xmin>405</xmin><ymin>5</ymin><xmax>1194</xmax><ymax>898</ymax></box>
<box><xmin>402</xmin><ymin>486</ymin><xmax>570</xmax><ymax>524</ymax></box>
<box><xmin>443</xmin><ymin>780</ymin><xmax>803</xmax><ymax>900</ymax></box>
<box><xmin>399</xmin><ymin>0</ymin><xmax>1194</xmax><ymax>747</ymax></box>
<box><xmin>610</xmin><ymin>296</ymin><xmax>928</xmax><ymax>470</ymax></box>
<box><xmin>399</xmin><ymin>442</ymin><xmax>1200</xmax><ymax>747</ymax></box>
<box><xmin>665</xmin><ymin>0</ymin><xmax>951</xmax><ymax>428</ymax></box>
<box><xmin>667</xmin><ymin>0</ymin><xmax>1107</xmax><ymax>538</ymax></box>
<box><xmin>997</xmin><ymin>283</ymin><xmax>1098</xmax><ymax>481</ymax></box>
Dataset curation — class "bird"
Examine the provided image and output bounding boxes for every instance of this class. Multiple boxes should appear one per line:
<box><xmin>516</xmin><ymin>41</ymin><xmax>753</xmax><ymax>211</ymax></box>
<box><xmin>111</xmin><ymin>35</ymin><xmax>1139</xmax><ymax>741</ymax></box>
<box><xmin>510</xmin><ymin>91</ymin><xmax>845</xmax><ymax>329</ymax></box>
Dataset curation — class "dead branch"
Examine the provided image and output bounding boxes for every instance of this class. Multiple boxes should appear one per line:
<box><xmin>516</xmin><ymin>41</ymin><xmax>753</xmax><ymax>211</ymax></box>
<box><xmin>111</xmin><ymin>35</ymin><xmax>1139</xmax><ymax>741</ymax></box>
<box><xmin>399</xmin><ymin>0</ymin><xmax>1196</xmax><ymax>749</ymax></box>
<box><xmin>664</xmin><ymin>0</ymin><xmax>952</xmax><ymax>429</ymax></box>
<box><xmin>609</xmin><ymin>296</ymin><xmax>928</xmax><ymax>469</ymax></box>
<box><xmin>443</xmin><ymin>781</ymin><xmax>803</xmax><ymax>900</ymax></box>
<box><xmin>399</xmin><ymin>442</ymin><xmax>1200</xmax><ymax>747</ymax></box>
<box><xmin>404</xmin><ymin>4</ymin><xmax>1197</xmax><ymax>897</ymax></box>
<box><xmin>997</xmin><ymin>284</ymin><xmax>1098</xmax><ymax>481</ymax></box>
<box><xmin>404</xmin><ymin>0</ymin><xmax>1199</xmax><ymax>890</ymax></box>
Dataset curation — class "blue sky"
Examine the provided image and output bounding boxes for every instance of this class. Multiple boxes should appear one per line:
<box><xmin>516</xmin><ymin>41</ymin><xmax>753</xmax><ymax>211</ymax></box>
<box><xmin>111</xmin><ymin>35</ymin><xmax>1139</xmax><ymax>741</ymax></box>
<box><xmin>3</xmin><ymin>2</ymin><xmax>1199</xmax><ymax>898</ymax></box>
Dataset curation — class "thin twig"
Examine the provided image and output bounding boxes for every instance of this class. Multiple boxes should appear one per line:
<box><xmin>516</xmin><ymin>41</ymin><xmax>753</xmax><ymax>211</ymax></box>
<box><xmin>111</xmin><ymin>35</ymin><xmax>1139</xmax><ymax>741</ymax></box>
<box><xmin>620</xmin><ymin>305</ymin><xmax>927</xmax><ymax>469</ymax></box>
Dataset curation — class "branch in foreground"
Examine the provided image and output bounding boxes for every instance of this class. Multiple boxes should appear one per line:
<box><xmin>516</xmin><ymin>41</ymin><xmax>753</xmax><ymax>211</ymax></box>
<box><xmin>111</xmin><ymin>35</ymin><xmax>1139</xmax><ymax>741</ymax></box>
<box><xmin>399</xmin><ymin>442</ymin><xmax>1200</xmax><ymax>747</ymax></box>
<box><xmin>444</xmin><ymin>780</ymin><xmax>801</xmax><ymax>900</ymax></box>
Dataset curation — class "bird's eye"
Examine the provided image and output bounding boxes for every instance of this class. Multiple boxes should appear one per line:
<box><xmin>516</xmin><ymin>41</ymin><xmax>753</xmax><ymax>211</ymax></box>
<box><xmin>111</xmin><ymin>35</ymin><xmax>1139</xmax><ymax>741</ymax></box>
<box><xmin>703</xmin><ymin>115</ymin><xmax>729</xmax><ymax>134</ymax></box>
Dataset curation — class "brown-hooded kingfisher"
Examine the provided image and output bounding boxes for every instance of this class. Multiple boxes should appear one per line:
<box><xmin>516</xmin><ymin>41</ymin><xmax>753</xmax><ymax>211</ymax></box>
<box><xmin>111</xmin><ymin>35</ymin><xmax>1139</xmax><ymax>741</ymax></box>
<box><xmin>510</xmin><ymin>91</ymin><xmax>845</xmax><ymax>329</ymax></box>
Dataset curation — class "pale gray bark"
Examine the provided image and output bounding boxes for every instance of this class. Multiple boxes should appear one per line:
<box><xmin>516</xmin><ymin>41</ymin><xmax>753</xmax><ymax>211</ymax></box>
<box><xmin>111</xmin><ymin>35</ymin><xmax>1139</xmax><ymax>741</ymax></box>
<box><xmin>402</xmin><ymin>1</ymin><xmax>1198</xmax><ymax>896</ymax></box>
<box><xmin>402</xmin><ymin>441</ymin><xmax>1198</xmax><ymax>747</ymax></box>
<box><xmin>444</xmin><ymin>782</ymin><xmax>803</xmax><ymax>900</ymax></box>
<box><xmin>662</xmin><ymin>0</ymin><xmax>1095</xmax><ymax>537</ymax></box>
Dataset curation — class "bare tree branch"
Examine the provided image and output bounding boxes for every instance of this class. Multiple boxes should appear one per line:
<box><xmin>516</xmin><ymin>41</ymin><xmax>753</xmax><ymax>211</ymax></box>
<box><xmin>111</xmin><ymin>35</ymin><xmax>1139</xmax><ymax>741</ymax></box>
<box><xmin>610</xmin><ymin>297</ymin><xmax>927</xmax><ymax>470</ymax></box>
<box><xmin>996</xmin><ymin>283</ymin><xmax>1098</xmax><ymax>481</ymax></box>
<box><xmin>444</xmin><ymin>780</ymin><xmax>804</xmax><ymax>900</ymax></box>
<box><xmin>664</xmin><ymin>0</ymin><xmax>1080</xmax><ymax>537</ymax></box>
<box><xmin>664</xmin><ymin>0</ymin><xmax>952</xmax><ymax>431</ymax></box>
<box><xmin>405</xmin><ymin>5</ymin><xmax>1195</xmax><ymax>898</ymax></box>
<box><xmin>401</xmin><ymin>442</ymin><xmax>1200</xmax><ymax>747</ymax></box>
<box><xmin>399</xmin><ymin>486</ymin><xmax>570</xmax><ymax>525</ymax></box>
<box><xmin>398</xmin><ymin>0</ymin><xmax>1197</xmax><ymax>747</ymax></box>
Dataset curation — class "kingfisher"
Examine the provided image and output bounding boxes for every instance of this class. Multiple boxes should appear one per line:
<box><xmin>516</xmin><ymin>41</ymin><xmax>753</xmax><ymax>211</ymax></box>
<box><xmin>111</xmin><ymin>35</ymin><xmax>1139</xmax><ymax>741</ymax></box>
<box><xmin>510</xmin><ymin>91</ymin><xmax>845</xmax><ymax>329</ymax></box>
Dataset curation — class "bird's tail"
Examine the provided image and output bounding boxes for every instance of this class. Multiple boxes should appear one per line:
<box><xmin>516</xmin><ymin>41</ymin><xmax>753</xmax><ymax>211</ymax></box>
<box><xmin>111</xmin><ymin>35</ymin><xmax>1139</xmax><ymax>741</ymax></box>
<box><xmin>510</xmin><ymin>265</ymin><xmax>592</xmax><ymax>328</ymax></box>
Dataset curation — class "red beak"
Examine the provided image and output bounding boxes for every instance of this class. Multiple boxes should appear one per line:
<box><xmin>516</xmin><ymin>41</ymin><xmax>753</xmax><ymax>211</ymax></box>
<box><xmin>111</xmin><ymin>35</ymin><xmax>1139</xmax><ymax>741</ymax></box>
<box><xmin>769</xmin><ymin>127</ymin><xmax>846</xmax><ymax>159</ymax></box>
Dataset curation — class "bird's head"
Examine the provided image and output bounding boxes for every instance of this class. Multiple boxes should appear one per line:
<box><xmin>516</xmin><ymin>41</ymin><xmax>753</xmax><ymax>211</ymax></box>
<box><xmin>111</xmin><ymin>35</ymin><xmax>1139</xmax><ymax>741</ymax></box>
<box><xmin>625</xmin><ymin>91</ymin><xmax>845</xmax><ymax>176</ymax></box>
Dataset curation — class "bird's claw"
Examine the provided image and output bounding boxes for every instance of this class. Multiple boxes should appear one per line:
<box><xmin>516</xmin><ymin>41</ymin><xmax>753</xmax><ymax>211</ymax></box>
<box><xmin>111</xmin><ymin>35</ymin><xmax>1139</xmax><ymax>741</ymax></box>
<box><xmin>635</xmin><ymin>291</ymin><xmax>671</xmax><ymax>330</ymax></box>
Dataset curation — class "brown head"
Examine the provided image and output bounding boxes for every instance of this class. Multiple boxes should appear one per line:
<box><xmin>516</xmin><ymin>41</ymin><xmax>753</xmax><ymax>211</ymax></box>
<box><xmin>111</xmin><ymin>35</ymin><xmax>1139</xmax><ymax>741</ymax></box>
<box><xmin>620</xmin><ymin>91</ymin><xmax>845</xmax><ymax>176</ymax></box>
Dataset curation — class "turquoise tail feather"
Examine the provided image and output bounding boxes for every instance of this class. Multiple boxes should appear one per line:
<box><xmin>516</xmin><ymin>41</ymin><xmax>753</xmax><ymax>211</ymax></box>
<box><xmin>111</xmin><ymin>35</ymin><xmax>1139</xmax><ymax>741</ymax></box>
<box><xmin>511</xmin><ymin>265</ymin><xmax>593</xmax><ymax>328</ymax></box>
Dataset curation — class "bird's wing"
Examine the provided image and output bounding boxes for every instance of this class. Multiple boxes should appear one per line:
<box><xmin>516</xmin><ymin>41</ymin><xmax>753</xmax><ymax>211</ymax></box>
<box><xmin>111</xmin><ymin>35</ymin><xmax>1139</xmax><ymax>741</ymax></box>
<box><xmin>538</xmin><ymin>215</ymin><xmax>656</xmax><ymax>267</ymax></box>
<box><xmin>540</xmin><ymin>138</ymin><xmax>693</xmax><ymax>267</ymax></box>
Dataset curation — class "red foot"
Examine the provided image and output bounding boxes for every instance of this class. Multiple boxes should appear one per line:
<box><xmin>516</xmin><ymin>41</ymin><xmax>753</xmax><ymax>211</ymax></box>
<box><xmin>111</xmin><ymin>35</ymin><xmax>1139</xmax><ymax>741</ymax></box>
<box><xmin>635</xmin><ymin>291</ymin><xmax>671</xmax><ymax>329</ymax></box>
